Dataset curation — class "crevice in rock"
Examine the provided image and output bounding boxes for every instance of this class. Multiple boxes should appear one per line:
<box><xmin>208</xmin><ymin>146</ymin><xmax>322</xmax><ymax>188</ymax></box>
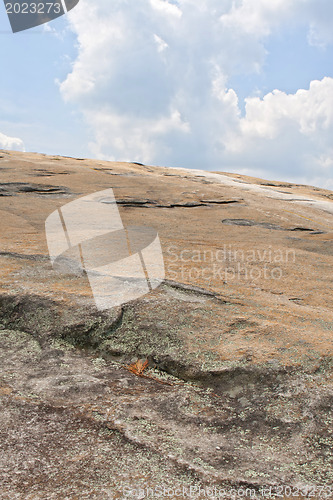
<box><xmin>0</xmin><ymin>251</ymin><xmax>49</xmax><ymax>261</ymax></box>
<box><xmin>0</xmin><ymin>182</ymin><xmax>72</xmax><ymax>196</ymax></box>
<box><xmin>115</xmin><ymin>199</ymin><xmax>240</xmax><ymax>208</ymax></box>
<box><xmin>149</xmin><ymin>353</ymin><xmax>294</xmax><ymax>389</ymax></box>
<box><xmin>222</xmin><ymin>219</ymin><xmax>322</xmax><ymax>232</ymax></box>
<box><xmin>0</xmin><ymin>290</ymin><xmax>329</xmax><ymax>392</ymax></box>
<box><xmin>162</xmin><ymin>279</ymin><xmax>230</xmax><ymax>304</ymax></box>
<box><xmin>0</xmin><ymin>286</ymin><xmax>230</xmax><ymax>386</ymax></box>
<box><xmin>0</xmin><ymin>290</ymin><xmax>285</xmax><ymax>392</ymax></box>
<box><xmin>0</xmin><ymin>293</ymin><xmax>124</xmax><ymax>350</ymax></box>
<box><xmin>260</xmin><ymin>182</ymin><xmax>293</xmax><ymax>188</ymax></box>
<box><xmin>31</xmin><ymin>169</ymin><xmax>71</xmax><ymax>177</ymax></box>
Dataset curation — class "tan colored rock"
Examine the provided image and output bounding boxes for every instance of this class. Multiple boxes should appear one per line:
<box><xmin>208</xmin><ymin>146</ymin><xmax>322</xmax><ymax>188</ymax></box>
<box><xmin>0</xmin><ymin>149</ymin><xmax>332</xmax><ymax>498</ymax></box>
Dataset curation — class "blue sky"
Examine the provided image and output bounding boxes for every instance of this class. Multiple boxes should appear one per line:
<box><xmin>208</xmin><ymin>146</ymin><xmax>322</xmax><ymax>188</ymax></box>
<box><xmin>1</xmin><ymin>0</ymin><xmax>333</xmax><ymax>188</ymax></box>
<box><xmin>230</xmin><ymin>25</ymin><xmax>333</xmax><ymax>112</ymax></box>
<box><xmin>0</xmin><ymin>14</ymin><xmax>89</xmax><ymax>156</ymax></box>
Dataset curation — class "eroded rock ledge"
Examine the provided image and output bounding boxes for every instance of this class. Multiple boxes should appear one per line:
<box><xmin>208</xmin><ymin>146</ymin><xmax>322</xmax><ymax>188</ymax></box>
<box><xmin>0</xmin><ymin>289</ymin><xmax>332</xmax><ymax>499</ymax></box>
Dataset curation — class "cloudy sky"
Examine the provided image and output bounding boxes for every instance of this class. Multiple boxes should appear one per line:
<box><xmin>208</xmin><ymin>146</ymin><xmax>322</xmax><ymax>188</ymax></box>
<box><xmin>1</xmin><ymin>0</ymin><xmax>333</xmax><ymax>188</ymax></box>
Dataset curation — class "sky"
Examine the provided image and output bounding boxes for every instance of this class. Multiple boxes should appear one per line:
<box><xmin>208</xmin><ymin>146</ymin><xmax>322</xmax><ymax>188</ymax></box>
<box><xmin>0</xmin><ymin>0</ymin><xmax>333</xmax><ymax>188</ymax></box>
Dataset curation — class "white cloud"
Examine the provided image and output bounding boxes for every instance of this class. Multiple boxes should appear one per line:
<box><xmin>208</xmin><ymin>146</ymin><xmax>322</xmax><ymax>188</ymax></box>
<box><xmin>59</xmin><ymin>0</ymin><xmax>333</xmax><ymax>186</ymax></box>
<box><xmin>150</xmin><ymin>0</ymin><xmax>182</xmax><ymax>19</ymax></box>
<box><xmin>153</xmin><ymin>34</ymin><xmax>169</xmax><ymax>53</ymax></box>
<box><xmin>86</xmin><ymin>107</ymin><xmax>190</xmax><ymax>163</ymax></box>
<box><xmin>0</xmin><ymin>131</ymin><xmax>25</xmax><ymax>151</ymax></box>
<box><xmin>305</xmin><ymin>1</ymin><xmax>333</xmax><ymax>48</ymax></box>
<box><xmin>220</xmin><ymin>0</ymin><xmax>333</xmax><ymax>47</ymax></box>
<box><xmin>219</xmin><ymin>0</ymin><xmax>294</xmax><ymax>37</ymax></box>
<box><xmin>227</xmin><ymin>77</ymin><xmax>333</xmax><ymax>146</ymax></box>
<box><xmin>222</xmin><ymin>77</ymin><xmax>333</xmax><ymax>182</ymax></box>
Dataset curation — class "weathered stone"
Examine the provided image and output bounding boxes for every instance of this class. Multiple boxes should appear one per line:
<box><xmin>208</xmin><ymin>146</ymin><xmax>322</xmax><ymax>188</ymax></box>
<box><xmin>0</xmin><ymin>149</ymin><xmax>332</xmax><ymax>498</ymax></box>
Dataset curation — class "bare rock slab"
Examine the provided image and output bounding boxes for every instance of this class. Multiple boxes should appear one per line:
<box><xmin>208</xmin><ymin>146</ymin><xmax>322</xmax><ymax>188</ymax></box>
<box><xmin>0</xmin><ymin>150</ymin><xmax>333</xmax><ymax>498</ymax></box>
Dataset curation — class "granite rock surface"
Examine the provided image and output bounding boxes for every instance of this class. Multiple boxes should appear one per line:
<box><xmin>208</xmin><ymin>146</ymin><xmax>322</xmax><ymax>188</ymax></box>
<box><xmin>0</xmin><ymin>150</ymin><xmax>332</xmax><ymax>499</ymax></box>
